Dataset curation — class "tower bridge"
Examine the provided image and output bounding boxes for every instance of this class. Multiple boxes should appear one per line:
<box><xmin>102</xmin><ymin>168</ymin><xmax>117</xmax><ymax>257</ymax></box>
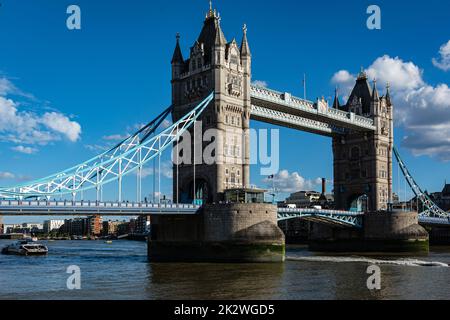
<box><xmin>0</xmin><ymin>3</ymin><xmax>448</xmax><ymax>260</ymax></box>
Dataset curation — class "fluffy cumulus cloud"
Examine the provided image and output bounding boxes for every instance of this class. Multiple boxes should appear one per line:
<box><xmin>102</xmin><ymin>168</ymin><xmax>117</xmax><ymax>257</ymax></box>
<box><xmin>41</xmin><ymin>112</ymin><xmax>81</xmax><ymax>142</ymax></box>
<box><xmin>139</xmin><ymin>161</ymin><xmax>173</xmax><ymax>179</ymax></box>
<box><xmin>331</xmin><ymin>55</ymin><xmax>450</xmax><ymax>161</ymax></box>
<box><xmin>432</xmin><ymin>40</ymin><xmax>450</xmax><ymax>72</ymax></box>
<box><xmin>0</xmin><ymin>77</ymin><xmax>82</xmax><ymax>147</ymax></box>
<box><xmin>262</xmin><ymin>170</ymin><xmax>321</xmax><ymax>193</ymax></box>
<box><xmin>331</xmin><ymin>70</ymin><xmax>356</xmax><ymax>102</ymax></box>
<box><xmin>251</xmin><ymin>80</ymin><xmax>268</xmax><ymax>88</ymax></box>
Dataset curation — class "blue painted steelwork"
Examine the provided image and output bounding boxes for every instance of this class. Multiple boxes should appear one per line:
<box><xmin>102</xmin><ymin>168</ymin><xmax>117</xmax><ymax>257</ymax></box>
<box><xmin>393</xmin><ymin>146</ymin><xmax>449</xmax><ymax>218</ymax></box>
<box><xmin>277</xmin><ymin>208</ymin><xmax>363</xmax><ymax>228</ymax></box>
<box><xmin>0</xmin><ymin>93</ymin><xmax>214</xmax><ymax>199</ymax></box>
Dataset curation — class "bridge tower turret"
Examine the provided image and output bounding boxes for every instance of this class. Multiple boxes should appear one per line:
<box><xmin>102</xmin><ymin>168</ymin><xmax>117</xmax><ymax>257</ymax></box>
<box><xmin>171</xmin><ymin>4</ymin><xmax>251</xmax><ymax>204</ymax></box>
<box><xmin>333</xmin><ymin>71</ymin><xmax>393</xmax><ymax>212</ymax></box>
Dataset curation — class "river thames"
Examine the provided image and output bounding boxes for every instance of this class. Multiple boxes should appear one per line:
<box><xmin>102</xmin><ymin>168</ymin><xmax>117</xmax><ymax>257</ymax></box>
<box><xmin>1</xmin><ymin>239</ymin><xmax>449</xmax><ymax>300</ymax></box>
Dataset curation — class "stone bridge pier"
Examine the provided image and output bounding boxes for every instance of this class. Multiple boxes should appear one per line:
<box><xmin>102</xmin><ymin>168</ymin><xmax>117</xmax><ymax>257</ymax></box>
<box><xmin>309</xmin><ymin>210</ymin><xmax>429</xmax><ymax>252</ymax></box>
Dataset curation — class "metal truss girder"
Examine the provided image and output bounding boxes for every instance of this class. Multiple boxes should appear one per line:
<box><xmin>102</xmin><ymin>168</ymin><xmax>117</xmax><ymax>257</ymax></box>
<box><xmin>393</xmin><ymin>146</ymin><xmax>448</xmax><ymax>218</ymax></box>
<box><xmin>250</xmin><ymin>85</ymin><xmax>376</xmax><ymax>132</ymax></box>
<box><xmin>0</xmin><ymin>93</ymin><xmax>214</xmax><ymax>199</ymax></box>
<box><xmin>277</xmin><ymin>208</ymin><xmax>363</xmax><ymax>228</ymax></box>
<box><xmin>250</xmin><ymin>105</ymin><xmax>347</xmax><ymax>136</ymax></box>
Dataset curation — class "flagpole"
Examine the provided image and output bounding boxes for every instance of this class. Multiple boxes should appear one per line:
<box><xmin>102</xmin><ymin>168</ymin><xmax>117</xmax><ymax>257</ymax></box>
<box><xmin>303</xmin><ymin>73</ymin><xmax>306</xmax><ymax>100</ymax></box>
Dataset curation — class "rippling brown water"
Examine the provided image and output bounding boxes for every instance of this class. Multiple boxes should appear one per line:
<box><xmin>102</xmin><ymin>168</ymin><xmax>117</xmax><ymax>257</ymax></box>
<box><xmin>1</xmin><ymin>240</ymin><xmax>449</xmax><ymax>300</ymax></box>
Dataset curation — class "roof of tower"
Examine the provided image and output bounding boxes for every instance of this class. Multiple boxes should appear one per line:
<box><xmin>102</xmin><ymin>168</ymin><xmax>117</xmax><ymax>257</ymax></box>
<box><xmin>385</xmin><ymin>82</ymin><xmax>392</xmax><ymax>106</ymax></box>
<box><xmin>442</xmin><ymin>183</ymin><xmax>450</xmax><ymax>195</ymax></box>
<box><xmin>197</xmin><ymin>3</ymin><xmax>226</xmax><ymax>62</ymax></box>
<box><xmin>171</xmin><ymin>33</ymin><xmax>184</xmax><ymax>64</ymax></box>
<box><xmin>332</xmin><ymin>87</ymin><xmax>340</xmax><ymax>109</ymax></box>
<box><xmin>240</xmin><ymin>24</ymin><xmax>250</xmax><ymax>57</ymax></box>
<box><xmin>345</xmin><ymin>70</ymin><xmax>373</xmax><ymax>114</ymax></box>
<box><xmin>372</xmin><ymin>79</ymin><xmax>380</xmax><ymax>101</ymax></box>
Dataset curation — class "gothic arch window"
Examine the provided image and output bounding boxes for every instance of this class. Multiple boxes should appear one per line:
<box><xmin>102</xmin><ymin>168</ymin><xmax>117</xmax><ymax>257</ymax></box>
<box><xmin>197</xmin><ymin>58</ymin><xmax>202</xmax><ymax>68</ymax></box>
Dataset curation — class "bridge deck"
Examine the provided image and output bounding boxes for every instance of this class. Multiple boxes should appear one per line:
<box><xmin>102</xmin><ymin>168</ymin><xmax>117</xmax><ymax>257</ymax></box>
<box><xmin>0</xmin><ymin>201</ymin><xmax>200</xmax><ymax>216</ymax></box>
<box><xmin>1</xmin><ymin>201</ymin><xmax>449</xmax><ymax>227</ymax></box>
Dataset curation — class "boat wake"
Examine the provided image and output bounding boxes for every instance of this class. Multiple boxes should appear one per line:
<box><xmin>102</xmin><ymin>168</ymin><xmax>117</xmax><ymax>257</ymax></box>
<box><xmin>286</xmin><ymin>256</ymin><xmax>449</xmax><ymax>267</ymax></box>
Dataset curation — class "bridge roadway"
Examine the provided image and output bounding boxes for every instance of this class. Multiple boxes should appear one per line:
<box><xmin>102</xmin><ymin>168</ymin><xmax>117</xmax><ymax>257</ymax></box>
<box><xmin>1</xmin><ymin>200</ymin><xmax>449</xmax><ymax>228</ymax></box>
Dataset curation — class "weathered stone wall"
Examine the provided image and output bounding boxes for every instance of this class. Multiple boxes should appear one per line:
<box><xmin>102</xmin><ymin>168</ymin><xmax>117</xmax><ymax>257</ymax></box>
<box><xmin>150</xmin><ymin>215</ymin><xmax>203</xmax><ymax>242</ymax></box>
<box><xmin>149</xmin><ymin>203</ymin><xmax>285</xmax><ymax>262</ymax></box>
<box><xmin>364</xmin><ymin>211</ymin><xmax>427</xmax><ymax>240</ymax></box>
<box><xmin>202</xmin><ymin>203</ymin><xmax>281</xmax><ymax>242</ymax></box>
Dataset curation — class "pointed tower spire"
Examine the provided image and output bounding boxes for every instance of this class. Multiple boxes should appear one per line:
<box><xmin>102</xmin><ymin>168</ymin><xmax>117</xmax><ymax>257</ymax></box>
<box><xmin>357</xmin><ymin>66</ymin><xmax>367</xmax><ymax>80</ymax></box>
<box><xmin>171</xmin><ymin>33</ymin><xmax>184</xmax><ymax>64</ymax></box>
<box><xmin>240</xmin><ymin>24</ymin><xmax>251</xmax><ymax>57</ymax></box>
<box><xmin>372</xmin><ymin>79</ymin><xmax>379</xmax><ymax>101</ymax></box>
<box><xmin>214</xmin><ymin>18</ymin><xmax>227</xmax><ymax>46</ymax></box>
<box><xmin>333</xmin><ymin>87</ymin><xmax>340</xmax><ymax>109</ymax></box>
<box><xmin>206</xmin><ymin>0</ymin><xmax>216</xmax><ymax>19</ymax></box>
<box><xmin>385</xmin><ymin>82</ymin><xmax>392</xmax><ymax>106</ymax></box>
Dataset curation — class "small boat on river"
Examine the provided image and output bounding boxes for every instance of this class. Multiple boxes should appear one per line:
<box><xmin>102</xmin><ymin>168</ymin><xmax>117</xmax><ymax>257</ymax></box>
<box><xmin>1</xmin><ymin>239</ymin><xmax>48</xmax><ymax>256</ymax></box>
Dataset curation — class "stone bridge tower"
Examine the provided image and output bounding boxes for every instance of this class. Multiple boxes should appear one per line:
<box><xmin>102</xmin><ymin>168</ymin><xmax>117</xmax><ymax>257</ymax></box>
<box><xmin>171</xmin><ymin>4</ymin><xmax>251</xmax><ymax>204</ymax></box>
<box><xmin>332</xmin><ymin>71</ymin><xmax>393</xmax><ymax>212</ymax></box>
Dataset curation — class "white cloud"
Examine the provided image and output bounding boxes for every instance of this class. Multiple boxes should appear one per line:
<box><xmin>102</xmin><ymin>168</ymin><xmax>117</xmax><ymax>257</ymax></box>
<box><xmin>0</xmin><ymin>172</ymin><xmax>15</xmax><ymax>180</ymax></box>
<box><xmin>139</xmin><ymin>161</ymin><xmax>173</xmax><ymax>179</ymax></box>
<box><xmin>252</xmin><ymin>80</ymin><xmax>268</xmax><ymax>88</ymax></box>
<box><xmin>432</xmin><ymin>40</ymin><xmax>450</xmax><ymax>72</ymax></box>
<box><xmin>331</xmin><ymin>70</ymin><xmax>355</xmax><ymax>84</ymax></box>
<box><xmin>331</xmin><ymin>70</ymin><xmax>355</xmax><ymax>102</ymax></box>
<box><xmin>0</xmin><ymin>78</ymin><xmax>15</xmax><ymax>96</ymax></box>
<box><xmin>41</xmin><ymin>112</ymin><xmax>81</xmax><ymax>142</ymax></box>
<box><xmin>262</xmin><ymin>170</ymin><xmax>321</xmax><ymax>193</ymax></box>
<box><xmin>0</xmin><ymin>77</ymin><xmax>82</xmax><ymax>146</ymax></box>
<box><xmin>11</xmin><ymin>145</ymin><xmax>38</xmax><ymax>154</ymax></box>
<box><xmin>85</xmin><ymin>144</ymin><xmax>110</xmax><ymax>152</ymax></box>
<box><xmin>366</xmin><ymin>55</ymin><xmax>425</xmax><ymax>91</ymax></box>
<box><xmin>102</xmin><ymin>134</ymin><xmax>128</xmax><ymax>141</ymax></box>
<box><xmin>332</xmin><ymin>55</ymin><xmax>450</xmax><ymax>161</ymax></box>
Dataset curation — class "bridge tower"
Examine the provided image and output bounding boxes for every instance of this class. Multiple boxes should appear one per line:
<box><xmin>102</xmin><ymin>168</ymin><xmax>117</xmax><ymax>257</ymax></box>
<box><xmin>333</xmin><ymin>71</ymin><xmax>393</xmax><ymax>212</ymax></box>
<box><xmin>171</xmin><ymin>4</ymin><xmax>251</xmax><ymax>204</ymax></box>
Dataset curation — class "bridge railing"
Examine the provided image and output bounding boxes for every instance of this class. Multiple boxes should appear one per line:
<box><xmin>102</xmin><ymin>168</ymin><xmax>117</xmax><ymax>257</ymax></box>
<box><xmin>277</xmin><ymin>208</ymin><xmax>363</xmax><ymax>216</ymax></box>
<box><xmin>0</xmin><ymin>200</ymin><xmax>200</xmax><ymax>210</ymax></box>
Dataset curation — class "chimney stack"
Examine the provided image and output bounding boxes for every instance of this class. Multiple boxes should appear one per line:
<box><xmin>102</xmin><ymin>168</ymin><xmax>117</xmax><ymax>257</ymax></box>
<box><xmin>321</xmin><ymin>178</ymin><xmax>326</xmax><ymax>195</ymax></box>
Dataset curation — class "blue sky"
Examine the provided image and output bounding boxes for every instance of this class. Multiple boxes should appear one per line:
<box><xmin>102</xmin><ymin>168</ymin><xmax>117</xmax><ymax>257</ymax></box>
<box><xmin>0</xmin><ymin>0</ymin><xmax>449</xmax><ymax>223</ymax></box>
